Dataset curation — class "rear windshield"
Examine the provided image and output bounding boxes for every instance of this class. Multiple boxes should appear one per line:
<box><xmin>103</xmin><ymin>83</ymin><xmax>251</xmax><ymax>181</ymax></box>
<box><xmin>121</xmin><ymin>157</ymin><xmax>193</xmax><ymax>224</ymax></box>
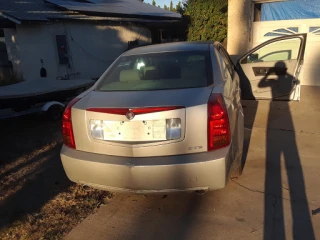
<box><xmin>96</xmin><ymin>50</ymin><xmax>212</xmax><ymax>91</ymax></box>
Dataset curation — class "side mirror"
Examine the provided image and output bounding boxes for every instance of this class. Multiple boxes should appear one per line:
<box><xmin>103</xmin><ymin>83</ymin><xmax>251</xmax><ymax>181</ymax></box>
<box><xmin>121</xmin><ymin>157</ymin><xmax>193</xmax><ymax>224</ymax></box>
<box><xmin>248</xmin><ymin>53</ymin><xmax>259</xmax><ymax>62</ymax></box>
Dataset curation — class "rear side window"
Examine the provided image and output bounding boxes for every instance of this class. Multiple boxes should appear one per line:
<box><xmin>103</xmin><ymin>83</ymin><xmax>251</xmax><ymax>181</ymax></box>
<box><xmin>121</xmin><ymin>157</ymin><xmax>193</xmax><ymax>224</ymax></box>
<box><xmin>96</xmin><ymin>51</ymin><xmax>212</xmax><ymax>91</ymax></box>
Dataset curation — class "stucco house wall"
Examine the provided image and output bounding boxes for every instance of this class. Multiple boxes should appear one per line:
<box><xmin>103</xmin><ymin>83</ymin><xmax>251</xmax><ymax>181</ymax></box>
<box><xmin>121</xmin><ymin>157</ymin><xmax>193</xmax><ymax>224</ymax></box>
<box><xmin>4</xmin><ymin>23</ymin><xmax>151</xmax><ymax>81</ymax></box>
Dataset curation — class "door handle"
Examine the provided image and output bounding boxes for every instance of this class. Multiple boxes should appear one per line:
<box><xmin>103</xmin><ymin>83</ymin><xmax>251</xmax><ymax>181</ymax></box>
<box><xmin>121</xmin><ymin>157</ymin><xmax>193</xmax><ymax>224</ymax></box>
<box><xmin>257</xmin><ymin>68</ymin><xmax>267</xmax><ymax>74</ymax></box>
<box><xmin>253</xmin><ymin>67</ymin><xmax>270</xmax><ymax>76</ymax></box>
<box><xmin>259</xmin><ymin>69</ymin><xmax>268</xmax><ymax>74</ymax></box>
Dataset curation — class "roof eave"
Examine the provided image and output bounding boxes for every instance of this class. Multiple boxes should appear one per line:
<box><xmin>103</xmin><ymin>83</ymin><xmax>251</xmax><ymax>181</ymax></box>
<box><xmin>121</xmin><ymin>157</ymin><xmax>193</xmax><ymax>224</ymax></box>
<box><xmin>0</xmin><ymin>12</ymin><xmax>21</xmax><ymax>24</ymax></box>
<box><xmin>71</xmin><ymin>10</ymin><xmax>181</xmax><ymax>21</ymax></box>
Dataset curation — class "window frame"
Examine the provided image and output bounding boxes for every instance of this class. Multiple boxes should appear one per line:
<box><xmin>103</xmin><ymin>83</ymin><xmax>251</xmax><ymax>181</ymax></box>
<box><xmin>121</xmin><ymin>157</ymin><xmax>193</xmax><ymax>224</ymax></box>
<box><xmin>216</xmin><ymin>44</ymin><xmax>235</xmax><ymax>79</ymax></box>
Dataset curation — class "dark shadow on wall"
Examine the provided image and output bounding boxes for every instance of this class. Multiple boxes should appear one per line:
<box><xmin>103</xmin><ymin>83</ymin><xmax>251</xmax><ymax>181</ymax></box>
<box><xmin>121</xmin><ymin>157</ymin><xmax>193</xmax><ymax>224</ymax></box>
<box><xmin>242</xmin><ymin>61</ymin><xmax>315</xmax><ymax>240</ymax></box>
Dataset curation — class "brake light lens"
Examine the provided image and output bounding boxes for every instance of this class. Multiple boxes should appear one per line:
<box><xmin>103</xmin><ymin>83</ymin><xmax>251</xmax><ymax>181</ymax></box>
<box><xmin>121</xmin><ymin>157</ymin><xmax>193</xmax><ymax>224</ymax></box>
<box><xmin>208</xmin><ymin>93</ymin><xmax>230</xmax><ymax>151</ymax></box>
<box><xmin>62</xmin><ymin>98</ymin><xmax>81</xmax><ymax>149</ymax></box>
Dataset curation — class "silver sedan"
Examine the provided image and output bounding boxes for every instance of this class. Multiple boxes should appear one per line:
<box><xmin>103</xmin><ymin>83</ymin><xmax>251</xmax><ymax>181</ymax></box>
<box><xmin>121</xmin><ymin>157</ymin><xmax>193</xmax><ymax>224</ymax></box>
<box><xmin>60</xmin><ymin>41</ymin><xmax>245</xmax><ymax>193</ymax></box>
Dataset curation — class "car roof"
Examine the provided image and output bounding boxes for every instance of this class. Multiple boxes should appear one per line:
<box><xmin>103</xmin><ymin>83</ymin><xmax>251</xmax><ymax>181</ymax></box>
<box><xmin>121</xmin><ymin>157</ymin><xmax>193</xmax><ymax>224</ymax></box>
<box><xmin>123</xmin><ymin>41</ymin><xmax>213</xmax><ymax>56</ymax></box>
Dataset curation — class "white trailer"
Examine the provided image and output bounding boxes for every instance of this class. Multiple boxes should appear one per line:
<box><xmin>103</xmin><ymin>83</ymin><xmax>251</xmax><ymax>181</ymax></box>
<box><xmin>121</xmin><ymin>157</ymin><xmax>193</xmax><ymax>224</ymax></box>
<box><xmin>0</xmin><ymin>79</ymin><xmax>94</xmax><ymax>120</ymax></box>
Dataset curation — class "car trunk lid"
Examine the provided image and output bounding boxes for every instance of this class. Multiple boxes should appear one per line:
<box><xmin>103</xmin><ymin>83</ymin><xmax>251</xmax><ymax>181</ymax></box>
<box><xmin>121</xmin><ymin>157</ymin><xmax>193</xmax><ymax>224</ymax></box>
<box><xmin>72</xmin><ymin>87</ymin><xmax>213</xmax><ymax>157</ymax></box>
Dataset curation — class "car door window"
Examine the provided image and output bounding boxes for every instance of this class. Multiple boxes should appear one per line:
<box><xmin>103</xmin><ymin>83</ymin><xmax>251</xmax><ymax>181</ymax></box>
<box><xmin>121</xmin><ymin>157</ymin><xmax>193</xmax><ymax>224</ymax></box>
<box><xmin>241</xmin><ymin>38</ymin><xmax>302</xmax><ymax>64</ymax></box>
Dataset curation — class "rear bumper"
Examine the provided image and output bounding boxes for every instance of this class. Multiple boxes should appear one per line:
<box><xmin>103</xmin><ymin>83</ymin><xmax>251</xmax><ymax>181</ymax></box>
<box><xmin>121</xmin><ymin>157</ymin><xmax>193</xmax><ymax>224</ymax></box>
<box><xmin>60</xmin><ymin>146</ymin><xmax>229</xmax><ymax>193</ymax></box>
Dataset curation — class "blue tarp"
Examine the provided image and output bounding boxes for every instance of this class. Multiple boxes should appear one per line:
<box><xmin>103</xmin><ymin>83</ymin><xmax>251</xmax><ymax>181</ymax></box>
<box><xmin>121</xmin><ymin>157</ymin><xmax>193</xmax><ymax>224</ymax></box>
<box><xmin>261</xmin><ymin>0</ymin><xmax>320</xmax><ymax>21</ymax></box>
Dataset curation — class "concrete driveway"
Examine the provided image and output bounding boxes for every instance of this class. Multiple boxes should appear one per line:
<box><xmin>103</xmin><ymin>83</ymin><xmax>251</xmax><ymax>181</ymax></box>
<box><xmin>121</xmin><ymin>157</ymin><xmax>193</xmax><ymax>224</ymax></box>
<box><xmin>65</xmin><ymin>86</ymin><xmax>320</xmax><ymax>240</ymax></box>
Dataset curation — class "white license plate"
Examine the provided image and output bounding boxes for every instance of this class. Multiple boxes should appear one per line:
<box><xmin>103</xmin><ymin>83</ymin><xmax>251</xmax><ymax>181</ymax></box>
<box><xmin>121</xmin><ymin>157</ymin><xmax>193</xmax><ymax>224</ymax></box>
<box><xmin>102</xmin><ymin>120</ymin><xmax>166</xmax><ymax>141</ymax></box>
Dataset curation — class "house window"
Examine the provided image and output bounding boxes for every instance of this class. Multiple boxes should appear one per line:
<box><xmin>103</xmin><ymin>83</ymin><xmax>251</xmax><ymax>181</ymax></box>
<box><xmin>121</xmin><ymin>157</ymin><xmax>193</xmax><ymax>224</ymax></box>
<box><xmin>56</xmin><ymin>35</ymin><xmax>69</xmax><ymax>65</ymax></box>
<box><xmin>309</xmin><ymin>27</ymin><xmax>320</xmax><ymax>36</ymax></box>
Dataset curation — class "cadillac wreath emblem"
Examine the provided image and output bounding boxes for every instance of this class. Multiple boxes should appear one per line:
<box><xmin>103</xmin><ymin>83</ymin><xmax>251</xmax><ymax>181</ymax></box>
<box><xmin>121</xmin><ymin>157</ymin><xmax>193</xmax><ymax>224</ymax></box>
<box><xmin>126</xmin><ymin>110</ymin><xmax>135</xmax><ymax>120</ymax></box>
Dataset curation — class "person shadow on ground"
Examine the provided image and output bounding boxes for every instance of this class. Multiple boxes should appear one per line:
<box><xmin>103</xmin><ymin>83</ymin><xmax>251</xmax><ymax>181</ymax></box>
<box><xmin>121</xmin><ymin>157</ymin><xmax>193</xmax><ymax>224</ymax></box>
<box><xmin>257</xmin><ymin>61</ymin><xmax>315</xmax><ymax>239</ymax></box>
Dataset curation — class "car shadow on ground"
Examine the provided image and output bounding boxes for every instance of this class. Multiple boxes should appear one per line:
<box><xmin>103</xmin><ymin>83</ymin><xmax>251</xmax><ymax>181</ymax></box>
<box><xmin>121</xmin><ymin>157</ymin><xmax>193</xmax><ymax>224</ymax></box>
<box><xmin>0</xmin><ymin>115</ymin><xmax>71</xmax><ymax>229</ymax></box>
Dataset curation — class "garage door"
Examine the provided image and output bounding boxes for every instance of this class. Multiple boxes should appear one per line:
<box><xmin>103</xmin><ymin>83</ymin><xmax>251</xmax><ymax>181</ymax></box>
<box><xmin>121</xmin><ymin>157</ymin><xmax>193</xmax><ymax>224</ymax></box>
<box><xmin>252</xmin><ymin>19</ymin><xmax>320</xmax><ymax>86</ymax></box>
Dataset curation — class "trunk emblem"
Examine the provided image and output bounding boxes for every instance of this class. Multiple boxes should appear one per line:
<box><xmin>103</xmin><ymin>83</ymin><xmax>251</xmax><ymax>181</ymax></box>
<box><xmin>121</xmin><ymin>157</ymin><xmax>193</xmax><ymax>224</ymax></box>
<box><xmin>126</xmin><ymin>110</ymin><xmax>135</xmax><ymax>120</ymax></box>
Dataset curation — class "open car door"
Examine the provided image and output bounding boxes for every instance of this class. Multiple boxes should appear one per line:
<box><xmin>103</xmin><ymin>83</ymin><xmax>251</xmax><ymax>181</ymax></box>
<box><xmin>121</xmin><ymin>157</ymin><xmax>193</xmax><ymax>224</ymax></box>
<box><xmin>236</xmin><ymin>34</ymin><xmax>307</xmax><ymax>101</ymax></box>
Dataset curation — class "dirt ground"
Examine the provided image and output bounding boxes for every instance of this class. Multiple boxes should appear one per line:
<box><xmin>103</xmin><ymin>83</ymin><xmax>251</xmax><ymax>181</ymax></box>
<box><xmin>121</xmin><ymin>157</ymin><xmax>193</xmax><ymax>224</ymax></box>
<box><xmin>0</xmin><ymin>115</ymin><xmax>111</xmax><ymax>239</ymax></box>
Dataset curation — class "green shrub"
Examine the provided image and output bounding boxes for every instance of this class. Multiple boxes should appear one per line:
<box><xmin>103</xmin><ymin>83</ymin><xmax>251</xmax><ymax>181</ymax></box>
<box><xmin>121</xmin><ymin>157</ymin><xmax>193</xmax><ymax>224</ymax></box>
<box><xmin>184</xmin><ymin>0</ymin><xmax>228</xmax><ymax>43</ymax></box>
<box><xmin>0</xmin><ymin>72</ymin><xmax>24</xmax><ymax>87</ymax></box>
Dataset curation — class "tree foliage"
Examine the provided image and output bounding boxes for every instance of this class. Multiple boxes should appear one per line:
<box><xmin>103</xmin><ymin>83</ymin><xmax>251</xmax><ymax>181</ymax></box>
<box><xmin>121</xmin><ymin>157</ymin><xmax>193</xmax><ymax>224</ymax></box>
<box><xmin>144</xmin><ymin>0</ymin><xmax>183</xmax><ymax>13</ymax></box>
<box><xmin>184</xmin><ymin>0</ymin><xmax>228</xmax><ymax>42</ymax></box>
<box><xmin>175</xmin><ymin>1</ymin><xmax>183</xmax><ymax>14</ymax></box>
<box><xmin>170</xmin><ymin>1</ymin><xmax>174</xmax><ymax>11</ymax></box>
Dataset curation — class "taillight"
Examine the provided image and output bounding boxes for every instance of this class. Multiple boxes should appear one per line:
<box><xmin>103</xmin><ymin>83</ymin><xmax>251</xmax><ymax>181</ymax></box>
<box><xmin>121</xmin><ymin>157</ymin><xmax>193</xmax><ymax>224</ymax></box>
<box><xmin>62</xmin><ymin>98</ymin><xmax>81</xmax><ymax>149</ymax></box>
<box><xmin>207</xmin><ymin>93</ymin><xmax>230</xmax><ymax>151</ymax></box>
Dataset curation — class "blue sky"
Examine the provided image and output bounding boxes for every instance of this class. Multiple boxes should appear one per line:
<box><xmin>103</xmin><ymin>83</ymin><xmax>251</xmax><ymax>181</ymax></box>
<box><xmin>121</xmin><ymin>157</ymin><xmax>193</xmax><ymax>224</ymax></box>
<box><xmin>144</xmin><ymin>0</ymin><xmax>180</xmax><ymax>7</ymax></box>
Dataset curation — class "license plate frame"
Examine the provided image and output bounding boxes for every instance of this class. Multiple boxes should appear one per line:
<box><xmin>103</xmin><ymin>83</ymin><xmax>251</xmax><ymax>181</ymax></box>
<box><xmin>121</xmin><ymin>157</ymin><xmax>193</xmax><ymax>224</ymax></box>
<box><xmin>102</xmin><ymin>120</ymin><xmax>166</xmax><ymax>141</ymax></box>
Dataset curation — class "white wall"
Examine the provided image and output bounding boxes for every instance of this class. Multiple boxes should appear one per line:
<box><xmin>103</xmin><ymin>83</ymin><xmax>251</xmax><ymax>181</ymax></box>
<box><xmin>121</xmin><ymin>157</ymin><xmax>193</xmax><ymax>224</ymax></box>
<box><xmin>4</xmin><ymin>22</ymin><xmax>151</xmax><ymax>81</ymax></box>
